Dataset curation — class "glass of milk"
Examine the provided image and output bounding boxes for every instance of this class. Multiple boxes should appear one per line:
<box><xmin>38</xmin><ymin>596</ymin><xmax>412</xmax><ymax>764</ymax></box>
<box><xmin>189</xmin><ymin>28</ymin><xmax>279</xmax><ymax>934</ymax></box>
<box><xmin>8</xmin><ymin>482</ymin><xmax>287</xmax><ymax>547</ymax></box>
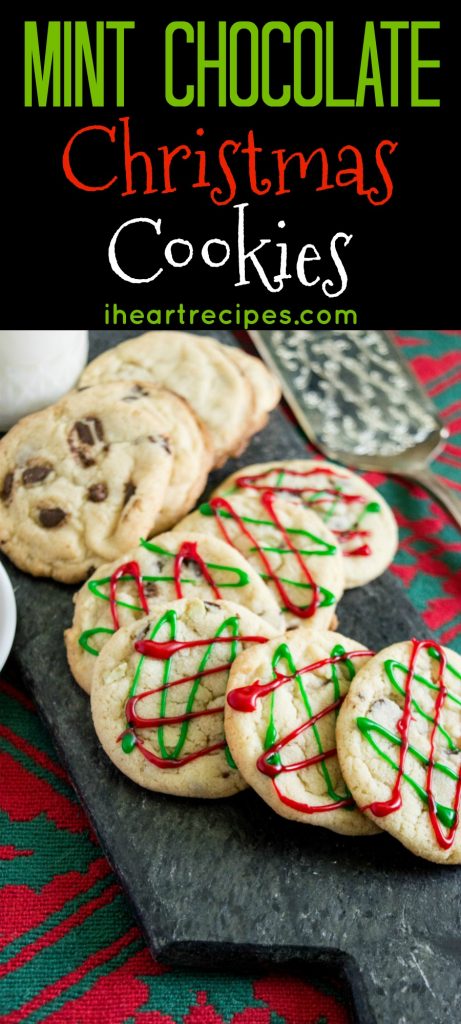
<box><xmin>0</xmin><ymin>330</ymin><xmax>89</xmax><ymax>430</ymax></box>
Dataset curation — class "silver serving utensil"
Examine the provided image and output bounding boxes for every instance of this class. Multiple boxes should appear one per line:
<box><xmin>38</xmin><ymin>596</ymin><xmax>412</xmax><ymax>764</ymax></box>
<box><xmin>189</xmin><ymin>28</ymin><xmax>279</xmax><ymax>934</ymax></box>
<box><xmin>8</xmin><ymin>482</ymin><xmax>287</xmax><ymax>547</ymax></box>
<box><xmin>249</xmin><ymin>329</ymin><xmax>461</xmax><ymax>528</ymax></box>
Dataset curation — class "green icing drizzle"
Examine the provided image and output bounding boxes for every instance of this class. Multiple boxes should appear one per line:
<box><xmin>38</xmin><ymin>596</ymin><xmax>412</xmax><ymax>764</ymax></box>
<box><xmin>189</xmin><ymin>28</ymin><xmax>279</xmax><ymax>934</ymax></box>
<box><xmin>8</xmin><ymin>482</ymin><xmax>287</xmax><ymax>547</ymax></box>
<box><xmin>80</xmin><ymin>542</ymin><xmax>251</xmax><ymax>657</ymax></box>
<box><xmin>125</xmin><ymin>610</ymin><xmax>241</xmax><ymax>769</ymax></box>
<box><xmin>224</xmin><ymin>746</ymin><xmax>238</xmax><ymax>769</ymax></box>
<box><xmin>384</xmin><ymin>658</ymin><xmax>461</xmax><ymax>750</ymax></box>
<box><xmin>357</xmin><ymin>717</ymin><xmax>458</xmax><ymax>829</ymax></box>
<box><xmin>357</xmin><ymin>649</ymin><xmax>461</xmax><ymax>827</ymax></box>
<box><xmin>79</xmin><ymin>626</ymin><xmax>114</xmax><ymax>655</ymax></box>
<box><xmin>198</xmin><ymin>502</ymin><xmax>336</xmax><ymax>556</ymax></box>
<box><xmin>121</xmin><ymin>731</ymin><xmax>137</xmax><ymax>754</ymax></box>
<box><xmin>265</xmin><ymin>642</ymin><xmax>354</xmax><ymax>805</ymax></box>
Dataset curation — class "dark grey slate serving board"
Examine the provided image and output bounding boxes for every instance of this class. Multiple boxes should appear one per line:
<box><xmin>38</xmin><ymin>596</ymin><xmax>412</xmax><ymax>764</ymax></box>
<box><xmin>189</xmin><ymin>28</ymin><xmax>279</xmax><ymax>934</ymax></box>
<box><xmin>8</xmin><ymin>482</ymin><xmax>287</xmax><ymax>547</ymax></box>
<box><xmin>4</xmin><ymin>330</ymin><xmax>460</xmax><ymax>1024</ymax></box>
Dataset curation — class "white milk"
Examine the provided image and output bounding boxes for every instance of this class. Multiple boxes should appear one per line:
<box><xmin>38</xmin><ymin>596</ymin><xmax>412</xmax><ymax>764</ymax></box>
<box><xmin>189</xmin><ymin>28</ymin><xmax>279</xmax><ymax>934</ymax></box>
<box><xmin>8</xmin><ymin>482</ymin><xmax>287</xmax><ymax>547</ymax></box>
<box><xmin>0</xmin><ymin>330</ymin><xmax>89</xmax><ymax>430</ymax></box>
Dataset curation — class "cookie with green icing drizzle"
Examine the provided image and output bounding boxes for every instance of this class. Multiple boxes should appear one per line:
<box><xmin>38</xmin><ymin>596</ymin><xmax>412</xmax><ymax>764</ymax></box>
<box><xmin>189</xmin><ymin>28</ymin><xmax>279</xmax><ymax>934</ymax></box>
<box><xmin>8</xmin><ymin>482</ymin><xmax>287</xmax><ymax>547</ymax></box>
<box><xmin>211</xmin><ymin>459</ymin><xmax>398</xmax><ymax>589</ymax></box>
<box><xmin>336</xmin><ymin>639</ymin><xmax>461</xmax><ymax>864</ymax></box>
<box><xmin>91</xmin><ymin>597</ymin><xmax>278</xmax><ymax>798</ymax></box>
<box><xmin>174</xmin><ymin>490</ymin><xmax>345</xmax><ymax>628</ymax></box>
<box><xmin>65</xmin><ymin>530</ymin><xmax>284</xmax><ymax>695</ymax></box>
<box><xmin>225</xmin><ymin>627</ymin><xmax>377</xmax><ymax>835</ymax></box>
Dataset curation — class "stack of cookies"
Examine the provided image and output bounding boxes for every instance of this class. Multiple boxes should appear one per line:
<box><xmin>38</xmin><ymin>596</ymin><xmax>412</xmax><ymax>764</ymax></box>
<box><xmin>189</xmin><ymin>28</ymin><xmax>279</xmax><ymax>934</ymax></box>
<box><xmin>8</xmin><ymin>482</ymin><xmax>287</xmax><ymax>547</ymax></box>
<box><xmin>0</xmin><ymin>332</ymin><xmax>280</xmax><ymax>582</ymax></box>
<box><xmin>2</xmin><ymin>333</ymin><xmax>458</xmax><ymax>866</ymax></box>
<box><xmin>78</xmin><ymin>331</ymin><xmax>281</xmax><ymax>467</ymax></box>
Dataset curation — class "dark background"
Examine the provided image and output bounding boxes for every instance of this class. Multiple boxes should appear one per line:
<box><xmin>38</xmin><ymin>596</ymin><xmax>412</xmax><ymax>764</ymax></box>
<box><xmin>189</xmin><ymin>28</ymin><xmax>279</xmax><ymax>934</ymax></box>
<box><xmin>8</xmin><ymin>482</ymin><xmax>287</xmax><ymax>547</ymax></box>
<box><xmin>2</xmin><ymin>9</ymin><xmax>458</xmax><ymax>326</ymax></box>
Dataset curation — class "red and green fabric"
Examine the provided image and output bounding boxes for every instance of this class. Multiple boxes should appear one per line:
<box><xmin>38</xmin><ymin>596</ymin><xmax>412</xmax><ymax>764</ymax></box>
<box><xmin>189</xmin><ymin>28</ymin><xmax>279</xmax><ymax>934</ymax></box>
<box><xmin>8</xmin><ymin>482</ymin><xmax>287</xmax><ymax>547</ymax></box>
<box><xmin>1</xmin><ymin>330</ymin><xmax>460</xmax><ymax>1023</ymax></box>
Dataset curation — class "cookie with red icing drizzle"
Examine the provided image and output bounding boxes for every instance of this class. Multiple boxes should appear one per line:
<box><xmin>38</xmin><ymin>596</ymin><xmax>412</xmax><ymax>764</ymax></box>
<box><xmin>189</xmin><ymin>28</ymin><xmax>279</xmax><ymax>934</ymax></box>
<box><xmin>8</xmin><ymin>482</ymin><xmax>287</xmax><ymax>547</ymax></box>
<box><xmin>175</xmin><ymin>490</ymin><xmax>345</xmax><ymax>629</ymax></box>
<box><xmin>336</xmin><ymin>639</ymin><xmax>461</xmax><ymax>863</ymax></box>
<box><xmin>65</xmin><ymin>531</ymin><xmax>283</xmax><ymax>694</ymax></box>
<box><xmin>91</xmin><ymin>597</ymin><xmax>277</xmax><ymax>798</ymax></box>
<box><xmin>225</xmin><ymin>628</ymin><xmax>378</xmax><ymax>835</ymax></box>
<box><xmin>212</xmin><ymin>459</ymin><xmax>398</xmax><ymax>589</ymax></box>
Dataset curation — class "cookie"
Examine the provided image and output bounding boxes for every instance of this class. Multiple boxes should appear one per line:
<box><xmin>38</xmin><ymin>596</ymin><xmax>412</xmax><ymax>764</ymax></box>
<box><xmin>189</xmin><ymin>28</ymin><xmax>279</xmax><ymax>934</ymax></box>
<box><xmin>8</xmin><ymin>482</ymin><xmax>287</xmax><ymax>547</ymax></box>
<box><xmin>136</xmin><ymin>386</ymin><xmax>213</xmax><ymax>531</ymax></box>
<box><xmin>174</xmin><ymin>491</ymin><xmax>345</xmax><ymax>628</ymax></box>
<box><xmin>223</xmin><ymin>347</ymin><xmax>281</xmax><ymax>435</ymax></box>
<box><xmin>336</xmin><ymin>639</ymin><xmax>461</xmax><ymax>864</ymax></box>
<box><xmin>79</xmin><ymin>332</ymin><xmax>255</xmax><ymax>466</ymax></box>
<box><xmin>0</xmin><ymin>383</ymin><xmax>174</xmax><ymax>582</ymax></box>
<box><xmin>225</xmin><ymin>628</ymin><xmax>377</xmax><ymax>835</ymax></box>
<box><xmin>65</xmin><ymin>530</ymin><xmax>284</xmax><ymax>694</ymax></box>
<box><xmin>212</xmin><ymin>460</ymin><xmax>398</xmax><ymax>588</ymax></box>
<box><xmin>91</xmin><ymin>597</ymin><xmax>278</xmax><ymax>798</ymax></box>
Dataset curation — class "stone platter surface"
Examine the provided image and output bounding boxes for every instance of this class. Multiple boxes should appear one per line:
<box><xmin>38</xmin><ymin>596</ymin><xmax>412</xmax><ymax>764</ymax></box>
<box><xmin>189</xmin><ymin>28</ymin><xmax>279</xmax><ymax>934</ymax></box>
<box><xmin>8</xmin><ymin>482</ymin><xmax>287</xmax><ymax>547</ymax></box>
<box><xmin>3</xmin><ymin>330</ymin><xmax>459</xmax><ymax>1024</ymax></box>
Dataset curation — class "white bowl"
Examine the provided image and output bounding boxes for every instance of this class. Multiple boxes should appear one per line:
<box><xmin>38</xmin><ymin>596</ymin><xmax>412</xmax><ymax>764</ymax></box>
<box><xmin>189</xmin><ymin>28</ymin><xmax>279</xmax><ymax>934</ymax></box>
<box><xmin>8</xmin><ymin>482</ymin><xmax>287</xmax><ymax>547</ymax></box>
<box><xmin>0</xmin><ymin>562</ymin><xmax>17</xmax><ymax>671</ymax></box>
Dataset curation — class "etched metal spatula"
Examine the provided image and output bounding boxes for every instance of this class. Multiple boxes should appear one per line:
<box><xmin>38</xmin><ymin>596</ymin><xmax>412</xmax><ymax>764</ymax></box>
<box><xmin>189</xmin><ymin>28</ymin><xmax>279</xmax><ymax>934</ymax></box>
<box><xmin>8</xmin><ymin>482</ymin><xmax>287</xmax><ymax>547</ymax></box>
<box><xmin>248</xmin><ymin>329</ymin><xmax>461</xmax><ymax>528</ymax></box>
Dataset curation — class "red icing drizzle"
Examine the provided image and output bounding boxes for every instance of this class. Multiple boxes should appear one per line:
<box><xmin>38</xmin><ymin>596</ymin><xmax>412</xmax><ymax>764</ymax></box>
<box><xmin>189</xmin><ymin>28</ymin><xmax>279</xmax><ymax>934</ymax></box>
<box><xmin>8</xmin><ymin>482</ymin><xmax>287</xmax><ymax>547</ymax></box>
<box><xmin>228</xmin><ymin>649</ymin><xmax>372</xmax><ymax>815</ymax></box>
<box><xmin>135</xmin><ymin>635</ymin><xmax>267</xmax><ymax>660</ymax></box>
<box><xmin>257</xmin><ymin>700</ymin><xmax>342</xmax><ymax>776</ymax></box>
<box><xmin>365</xmin><ymin>638</ymin><xmax>461</xmax><ymax>850</ymax></box>
<box><xmin>126</xmin><ymin>695</ymin><xmax>222</xmax><ymax>730</ymax></box>
<box><xmin>173</xmin><ymin>541</ymin><xmax>221</xmax><ymax>599</ymax></box>
<box><xmin>126</xmin><ymin>631</ymin><xmax>268</xmax><ymax>769</ymax></box>
<box><xmin>210</xmin><ymin>492</ymin><xmax>320</xmax><ymax>618</ymax></box>
<box><xmin>341</xmin><ymin>543</ymin><xmax>372</xmax><ymax>557</ymax></box>
<box><xmin>332</xmin><ymin>529</ymin><xmax>372</xmax><ymax>558</ymax></box>
<box><xmin>227</xmin><ymin>650</ymin><xmax>370</xmax><ymax>712</ymax></box>
<box><xmin>110</xmin><ymin>561</ymin><xmax>149</xmax><ymax>630</ymax></box>
<box><xmin>124</xmin><ymin>733</ymin><xmax>226</xmax><ymax>769</ymax></box>
<box><xmin>271</xmin><ymin>782</ymin><xmax>350</xmax><ymax>815</ymax></box>
<box><xmin>236</xmin><ymin>466</ymin><xmax>356</xmax><ymax>498</ymax></box>
<box><xmin>109</xmin><ymin>542</ymin><xmax>222</xmax><ymax>631</ymax></box>
<box><xmin>234</xmin><ymin>466</ymin><xmax>372</xmax><ymax>558</ymax></box>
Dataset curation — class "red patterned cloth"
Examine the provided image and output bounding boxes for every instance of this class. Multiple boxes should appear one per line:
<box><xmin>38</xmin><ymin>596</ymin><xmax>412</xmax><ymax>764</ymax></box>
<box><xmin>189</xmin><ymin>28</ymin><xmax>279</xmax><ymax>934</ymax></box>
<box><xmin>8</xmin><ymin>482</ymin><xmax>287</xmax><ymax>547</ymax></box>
<box><xmin>1</xmin><ymin>331</ymin><xmax>460</xmax><ymax>1023</ymax></box>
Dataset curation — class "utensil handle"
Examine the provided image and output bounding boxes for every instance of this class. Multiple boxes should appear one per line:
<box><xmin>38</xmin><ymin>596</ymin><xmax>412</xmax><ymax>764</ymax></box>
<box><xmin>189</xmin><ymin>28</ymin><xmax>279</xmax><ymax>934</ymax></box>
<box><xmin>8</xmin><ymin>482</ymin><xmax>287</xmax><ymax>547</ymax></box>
<box><xmin>404</xmin><ymin>467</ymin><xmax>461</xmax><ymax>529</ymax></box>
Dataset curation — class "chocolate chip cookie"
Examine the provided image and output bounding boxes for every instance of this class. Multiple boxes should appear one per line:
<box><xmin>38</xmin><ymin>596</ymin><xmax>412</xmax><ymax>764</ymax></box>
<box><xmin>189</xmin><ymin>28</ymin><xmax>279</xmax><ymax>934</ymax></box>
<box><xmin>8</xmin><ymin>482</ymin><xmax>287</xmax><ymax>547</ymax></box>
<box><xmin>0</xmin><ymin>383</ymin><xmax>174</xmax><ymax>582</ymax></box>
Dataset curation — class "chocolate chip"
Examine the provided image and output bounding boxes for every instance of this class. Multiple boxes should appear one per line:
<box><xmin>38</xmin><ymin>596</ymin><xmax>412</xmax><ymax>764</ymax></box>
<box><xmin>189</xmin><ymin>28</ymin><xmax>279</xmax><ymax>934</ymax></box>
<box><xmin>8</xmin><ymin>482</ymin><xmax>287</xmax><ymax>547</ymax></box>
<box><xmin>123</xmin><ymin>481</ymin><xmax>136</xmax><ymax>505</ymax></box>
<box><xmin>22</xmin><ymin>465</ymin><xmax>52</xmax><ymax>486</ymax></box>
<box><xmin>123</xmin><ymin>385</ymin><xmax>150</xmax><ymax>401</ymax></box>
<box><xmin>38</xmin><ymin>507</ymin><xmax>67</xmax><ymax>528</ymax></box>
<box><xmin>1</xmin><ymin>472</ymin><xmax>14</xmax><ymax>502</ymax></box>
<box><xmin>88</xmin><ymin>482</ymin><xmax>108</xmax><ymax>503</ymax></box>
<box><xmin>74</xmin><ymin>417</ymin><xmax>104</xmax><ymax>445</ymax></box>
<box><xmin>371</xmin><ymin>699</ymin><xmax>392</xmax><ymax>712</ymax></box>
<box><xmin>221</xmin><ymin>771</ymin><xmax>230</xmax><ymax>779</ymax></box>
<box><xmin>143</xmin><ymin>582</ymin><xmax>159</xmax><ymax>597</ymax></box>
<box><xmin>69</xmin><ymin>418</ymin><xmax>105</xmax><ymax>466</ymax></box>
<box><xmin>156</xmin><ymin>435</ymin><xmax>172</xmax><ymax>454</ymax></box>
<box><xmin>76</xmin><ymin>422</ymin><xmax>93</xmax><ymax>444</ymax></box>
<box><xmin>183</xmin><ymin>558</ymin><xmax>201</xmax><ymax>577</ymax></box>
